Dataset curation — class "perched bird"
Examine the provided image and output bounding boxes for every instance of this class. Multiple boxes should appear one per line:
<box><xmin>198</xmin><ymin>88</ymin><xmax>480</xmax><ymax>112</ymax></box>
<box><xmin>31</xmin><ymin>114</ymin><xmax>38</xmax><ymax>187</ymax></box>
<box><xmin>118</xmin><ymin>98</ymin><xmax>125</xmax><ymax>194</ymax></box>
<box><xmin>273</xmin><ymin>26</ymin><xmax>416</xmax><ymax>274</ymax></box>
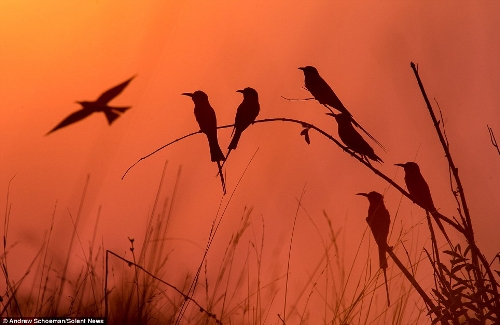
<box><xmin>395</xmin><ymin>162</ymin><xmax>451</xmax><ymax>245</ymax></box>
<box><xmin>331</xmin><ymin>113</ymin><xmax>382</xmax><ymax>163</ymax></box>
<box><xmin>227</xmin><ymin>87</ymin><xmax>260</xmax><ymax>158</ymax></box>
<box><xmin>182</xmin><ymin>91</ymin><xmax>226</xmax><ymax>194</ymax></box>
<box><xmin>47</xmin><ymin>76</ymin><xmax>135</xmax><ymax>135</ymax></box>
<box><xmin>298</xmin><ymin>66</ymin><xmax>385</xmax><ymax>151</ymax></box>
<box><xmin>357</xmin><ymin>191</ymin><xmax>391</xmax><ymax>306</ymax></box>
<box><xmin>298</xmin><ymin>66</ymin><xmax>350</xmax><ymax>115</ymax></box>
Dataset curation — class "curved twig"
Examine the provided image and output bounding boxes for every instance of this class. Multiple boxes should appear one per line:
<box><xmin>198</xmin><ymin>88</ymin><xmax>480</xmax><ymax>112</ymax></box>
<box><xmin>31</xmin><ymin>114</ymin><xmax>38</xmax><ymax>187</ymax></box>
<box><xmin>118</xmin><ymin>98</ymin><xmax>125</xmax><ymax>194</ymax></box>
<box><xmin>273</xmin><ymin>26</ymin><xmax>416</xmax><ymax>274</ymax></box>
<box><xmin>122</xmin><ymin>117</ymin><xmax>464</xmax><ymax>235</ymax></box>
<box><xmin>122</xmin><ymin>130</ymin><xmax>201</xmax><ymax>179</ymax></box>
<box><xmin>121</xmin><ymin>112</ymin><xmax>474</xmax><ymax>320</ymax></box>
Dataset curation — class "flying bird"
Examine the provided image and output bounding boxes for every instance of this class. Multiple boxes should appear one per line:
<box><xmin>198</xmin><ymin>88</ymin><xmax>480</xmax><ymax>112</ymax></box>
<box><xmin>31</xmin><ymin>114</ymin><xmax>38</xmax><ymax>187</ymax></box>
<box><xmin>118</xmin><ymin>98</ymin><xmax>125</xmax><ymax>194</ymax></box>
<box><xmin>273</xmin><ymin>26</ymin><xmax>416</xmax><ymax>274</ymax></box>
<box><xmin>182</xmin><ymin>91</ymin><xmax>226</xmax><ymax>194</ymax></box>
<box><xmin>46</xmin><ymin>75</ymin><xmax>135</xmax><ymax>135</ymax></box>
<box><xmin>227</xmin><ymin>87</ymin><xmax>260</xmax><ymax>158</ymax></box>
<box><xmin>331</xmin><ymin>113</ymin><xmax>383</xmax><ymax>163</ymax></box>
<box><xmin>357</xmin><ymin>191</ymin><xmax>391</xmax><ymax>306</ymax></box>
<box><xmin>395</xmin><ymin>162</ymin><xmax>451</xmax><ymax>245</ymax></box>
<box><xmin>298</xmin><ymin>66</ymin><xmax>385</xmax><ymax>151</ymax></box>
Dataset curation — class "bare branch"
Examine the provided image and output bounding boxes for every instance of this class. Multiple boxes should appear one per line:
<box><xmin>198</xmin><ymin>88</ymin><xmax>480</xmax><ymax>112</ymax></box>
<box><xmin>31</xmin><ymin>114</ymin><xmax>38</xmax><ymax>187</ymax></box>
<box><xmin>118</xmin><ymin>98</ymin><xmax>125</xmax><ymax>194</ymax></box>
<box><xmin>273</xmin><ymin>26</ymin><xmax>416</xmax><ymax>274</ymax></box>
<box><xmin>280</xmin><ymin>95</ymin><xmax>315</xmax><ymax>101</ymax></box>
<box><xmin>123</xmin><ymin>116</ymin><xmax>464</xmax><ymax>235</ymax></box>
<box><xmin>410</xmin><ymin>62</ymin><xmax>472</xmax><ymax>233</ymax></box>
<box><xmin>411</xmin><ymin>62</ymin><xmax>500</xmax><ymax>315</ymax></box>
<box><xmin>386</xmin><ymin>246</ymin><xmax>440</xmax><ymax>316</ymax></box>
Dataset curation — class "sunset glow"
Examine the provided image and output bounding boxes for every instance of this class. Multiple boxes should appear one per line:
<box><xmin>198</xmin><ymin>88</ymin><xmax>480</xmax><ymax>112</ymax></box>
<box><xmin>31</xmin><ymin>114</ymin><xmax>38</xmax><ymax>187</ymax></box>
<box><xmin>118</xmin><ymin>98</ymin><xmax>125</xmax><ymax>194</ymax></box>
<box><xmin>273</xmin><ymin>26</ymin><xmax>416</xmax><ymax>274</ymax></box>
<box><xmin>1</xmin><ymin>2</ymin><xmax>499</xmax><ymax>324</ymax></box>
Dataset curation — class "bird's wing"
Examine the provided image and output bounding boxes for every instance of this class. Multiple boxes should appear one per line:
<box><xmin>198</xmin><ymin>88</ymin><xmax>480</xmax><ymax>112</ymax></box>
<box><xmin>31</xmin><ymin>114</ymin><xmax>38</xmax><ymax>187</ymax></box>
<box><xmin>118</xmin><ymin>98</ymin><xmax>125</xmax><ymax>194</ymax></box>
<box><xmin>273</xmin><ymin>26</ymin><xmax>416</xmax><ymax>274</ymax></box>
<box><xmin>312</xmin><ymin>77</ymin><xmax>347</xmax><ymax>113</ymax></box>
<box><xmin>195</xmin><ymin>105</ymin><xmax>218</xmax><ymax>136</ymax></box>
<box><xmin>234</xmin><ymin>100</ymin><xmax>260</xmax><ymax>131</ymax></box>
<box><xmin>46</xmin><ymin>109</ymin><xmax>93</xmax><ymax>135</ymax></box>
<box><xmin>350</xmin><ymin>116</ymin><xmax>386</xmax><ymax>152</ymax></box>
<box><xmin>234</xmin><ymin>102</ymin><xmax>250</xmax><ymax>129</ymax></box>
<box><xmin>96</xmin><ymin>75</ymin><xmax>136</xmax><ymax>104</ymax></box>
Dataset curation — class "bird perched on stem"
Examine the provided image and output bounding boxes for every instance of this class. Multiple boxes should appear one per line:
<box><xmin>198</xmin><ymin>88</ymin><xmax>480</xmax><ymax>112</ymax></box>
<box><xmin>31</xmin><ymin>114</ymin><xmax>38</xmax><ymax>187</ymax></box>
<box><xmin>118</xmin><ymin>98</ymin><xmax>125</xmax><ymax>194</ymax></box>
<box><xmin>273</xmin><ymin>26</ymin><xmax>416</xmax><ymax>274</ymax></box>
<box><xmin>227</xmin><ymin>87</ymin><xmax>260</xmax><ymax>159</ymax></box>
<box><xmin>298</xmin><ymin>66</ymin><xmax>385</xmax><ymax>151</ymax></box>
<box><xmin>395</xmin><ymin>162</ymin><xmax>452</xmax><ymax>245</ymax></box>
<box><xmin>182</xmin><ymin>91</ymin><xmax>226</xmax><ymax>194</ymax></box>
<box><xmin>357</xmin><ymin>191</ymin><xmax>391</xmax><ymax>306</ymax></box>
<box><xmin>47</xmin><ymin>76</ymin><xmax>135</xmax><ymax>135</ymax></box>
<box><xmin>330</xmin><ymin>113</ymin><xmax>383</xmax><ymax>163</ymax></box>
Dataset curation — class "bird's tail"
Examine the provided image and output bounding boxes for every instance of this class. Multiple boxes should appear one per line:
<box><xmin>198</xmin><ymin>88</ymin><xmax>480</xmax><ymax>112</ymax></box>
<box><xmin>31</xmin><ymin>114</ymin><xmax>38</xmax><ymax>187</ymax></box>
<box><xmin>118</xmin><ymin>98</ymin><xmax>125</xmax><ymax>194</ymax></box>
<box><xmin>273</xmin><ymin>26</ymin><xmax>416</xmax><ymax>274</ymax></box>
<box><xmin>351</xmin><ymin>117</ymin><xmax>387</xmax><ymax>153</ymax></box>
<box><xmin>382</xmin><ymin>267</ymin><xmax>391</xmax><ymax>307</ymax></box>
<box><xmin>104</xmin><ymin>110</ymin><xmax>121</xmax><ymax>125</ymax></box>
<box><xmin>222</xmin><ymin>149</ymin><xmax>232</xmax><ymax>170</ymax></box>
<box><xmin>104</xmin><ymin>107</ymin><xmax>131</xmax><ymax>125</ymax></box>
<box><xmin>430</xmin><ymin>210</ymin><xmax>453</xmax><ymax>247</ymax></box>
<box><xmin>216</xmin><ymin>160</ymin><xmax>226</xmax><ymax>195</ymax></box>
<box><xmin>207</xmin><ymin>136</ymin><xmax>226</xmax><ymax>163</ymax></box>
<box><xmin>370</xmin><ymin>152</ymin><xmax>384</xmax><ymax>164</ymax></box>
<box><xmin>379</xmin><ymin>245</ymin><xmax>388</xmax><ymax>270</ymax></box>
<box><xmin>219</xmin><ymin>128</ymin><xmax>240</xmax><ymax>169</ymax></box>
<box><xmin>112</xmin><ymin>106</ymin><xmax>131</xmax><ymax>113</ymax></box>
<box><xmin>228</xmin><ymin>130</ymin><xmax>242</xmax><ymax>151</ymax></box>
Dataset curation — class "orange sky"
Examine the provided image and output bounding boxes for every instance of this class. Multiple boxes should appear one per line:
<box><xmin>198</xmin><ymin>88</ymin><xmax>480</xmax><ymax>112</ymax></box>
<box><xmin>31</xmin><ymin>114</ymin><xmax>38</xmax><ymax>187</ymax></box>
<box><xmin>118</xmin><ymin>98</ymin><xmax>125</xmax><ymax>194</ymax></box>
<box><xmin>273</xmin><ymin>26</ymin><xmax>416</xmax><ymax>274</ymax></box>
<box><xmin>1</xmin><ymin>1</ymin><xmax>499</xmax><ymax>323</ymax></box>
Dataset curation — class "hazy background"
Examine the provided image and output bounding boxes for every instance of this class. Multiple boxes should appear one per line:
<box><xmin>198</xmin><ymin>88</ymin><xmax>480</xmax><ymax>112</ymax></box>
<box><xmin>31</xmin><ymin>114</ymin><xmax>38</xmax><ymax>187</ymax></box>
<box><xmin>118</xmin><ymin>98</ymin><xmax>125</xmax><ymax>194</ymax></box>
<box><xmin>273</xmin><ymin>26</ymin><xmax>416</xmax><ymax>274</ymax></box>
<box><xmin>1</xmin><ymin>1</ymin><xmax>499</xmax><ymax>323</ymax></box>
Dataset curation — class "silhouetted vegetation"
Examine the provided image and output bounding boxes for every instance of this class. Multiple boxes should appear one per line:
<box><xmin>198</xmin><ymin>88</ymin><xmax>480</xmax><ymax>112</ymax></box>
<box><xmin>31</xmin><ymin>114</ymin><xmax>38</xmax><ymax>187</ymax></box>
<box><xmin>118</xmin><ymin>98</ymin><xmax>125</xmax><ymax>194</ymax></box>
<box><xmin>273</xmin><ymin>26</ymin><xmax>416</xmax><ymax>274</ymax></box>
<box><xmin>1</xmin><ymin>63</ymin><xmax>499</xmax><ymax>325</ymax></box>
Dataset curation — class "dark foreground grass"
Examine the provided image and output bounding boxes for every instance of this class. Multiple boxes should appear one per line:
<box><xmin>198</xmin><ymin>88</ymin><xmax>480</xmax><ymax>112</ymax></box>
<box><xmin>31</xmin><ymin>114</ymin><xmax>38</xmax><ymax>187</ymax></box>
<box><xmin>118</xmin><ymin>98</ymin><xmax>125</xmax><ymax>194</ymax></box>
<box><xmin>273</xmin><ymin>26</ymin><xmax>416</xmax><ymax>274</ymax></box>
<box><xmin>1</xmin><ymin>158</ymin><xmax>430</xmax><ymax>325</ymax></box>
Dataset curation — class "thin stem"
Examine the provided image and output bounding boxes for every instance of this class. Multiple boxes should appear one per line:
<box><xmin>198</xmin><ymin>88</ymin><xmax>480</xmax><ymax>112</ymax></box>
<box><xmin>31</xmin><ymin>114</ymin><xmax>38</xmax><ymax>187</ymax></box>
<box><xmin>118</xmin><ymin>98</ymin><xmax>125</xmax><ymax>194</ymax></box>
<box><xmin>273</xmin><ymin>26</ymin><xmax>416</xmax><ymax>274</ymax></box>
<box><xmin>410</xmin><ymin>63</ymin><xmax>473</xmax><ymax>233</ymax></box>
<box><xmin>283</xmin><ymin>184</ymin><xmax>306</xmax><ymax>323</ymax></box>
<box><xmin>386</xmin><ymin>246</ymin><xmax>440</xmax><ymax>317</ymax></box>
<box><xmin>488</xmin><ymin>125</ymin><xmax>500</xmax><ymax>156</ymax></box>
<box><xmin>104</xmin><ymin>250</ymin><xmax>109</xmax><ymax>320</ymax></box>
<box><xmin>105</xmin><ymin>250</ymin><xmax>221</xmax><ymax>324</ymax></box>
<box><xmin>410</xmin><ymin>61</ymin><xmax>499</xmax><ymax>315</ymax></box>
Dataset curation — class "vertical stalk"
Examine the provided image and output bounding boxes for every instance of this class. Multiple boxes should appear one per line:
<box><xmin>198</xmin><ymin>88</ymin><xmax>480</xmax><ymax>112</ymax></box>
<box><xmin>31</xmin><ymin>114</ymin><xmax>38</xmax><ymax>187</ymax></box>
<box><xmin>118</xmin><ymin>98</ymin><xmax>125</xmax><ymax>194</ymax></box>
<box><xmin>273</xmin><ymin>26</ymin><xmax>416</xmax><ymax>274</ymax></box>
<box><xmin>410</xmin><ymin>62</ymin><xmax>499</xmax><ymax>315</ymax></box>
<box><xmin>105</xmin><ymin>250</ymin><xmax>109</xmax><ymax>321</ymax></box>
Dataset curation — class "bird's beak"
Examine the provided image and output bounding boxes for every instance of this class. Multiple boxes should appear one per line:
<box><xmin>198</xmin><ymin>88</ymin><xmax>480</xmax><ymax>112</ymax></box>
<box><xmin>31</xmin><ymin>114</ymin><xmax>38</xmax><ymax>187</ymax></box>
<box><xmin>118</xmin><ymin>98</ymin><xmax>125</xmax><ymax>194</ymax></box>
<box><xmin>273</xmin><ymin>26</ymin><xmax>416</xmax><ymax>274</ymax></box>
<box><xmin>298</xmin><ymin>67</ymin><xmax>305</xmax><ymax>71</ymax></box>
<box><xmin>356</xmin><ymin>193</ymin><xmax>368</xmax><ymax>197</ymax></box>
<box><xmin>394</xmin><ymin>163</ymin><xmax>405</xmax><ymax>167</ymax></box>
<box><xmin>181</xmin><ymin>92</ymin><xmax>193</xmax><ymax>97</ymax></box>
<box><xmin>326</xmin><ymin>112</ymin><xmax>337</xmax><ymax>117</ymax></box>
<box><xmin>236</xmin><ymin>89</ymin><xmax>244</xmax><ymax>93</ymax></box>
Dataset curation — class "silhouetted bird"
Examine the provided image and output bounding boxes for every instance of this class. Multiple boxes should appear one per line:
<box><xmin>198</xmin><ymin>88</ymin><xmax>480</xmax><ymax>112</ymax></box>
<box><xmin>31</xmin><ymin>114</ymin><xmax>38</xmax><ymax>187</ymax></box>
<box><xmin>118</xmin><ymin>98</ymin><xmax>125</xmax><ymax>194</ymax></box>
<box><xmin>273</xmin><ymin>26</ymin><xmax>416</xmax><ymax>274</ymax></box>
<box><xmin>298</xmin><ymin>66</ymin><xmax>350</xmax><ymax>115</ymax></box>
<box><xmin>298</xmin><ymin>66</ymin><xmax>385</xmax><ymax>151</ymax></box>
<box><xmin>357</xmin><ymin>191</ymin><xmax>391</xmax><ymax>306</ymax></box>
<box><xmin>227</xmin><ymin>87</ymin><xmax>260</xmax><ymax>158</ymax></box>
<box><xmin>47</xmin><ymin>76</ymin><xmax>135</xmax><ymax>135</ymax></box>
<box><xmin>182</xmin><ymin>91</ymin><xmax>226</xmax><ymax>194</ymax></box>
<box><xmin>331</xmin><ymin>113</ymin><xmax>382</xmax><ymax>163</ymax></box>
<box><xmin>395</xmin><ymin>162</ymin><xmax>451</xmax><ymax>244</ymax></box>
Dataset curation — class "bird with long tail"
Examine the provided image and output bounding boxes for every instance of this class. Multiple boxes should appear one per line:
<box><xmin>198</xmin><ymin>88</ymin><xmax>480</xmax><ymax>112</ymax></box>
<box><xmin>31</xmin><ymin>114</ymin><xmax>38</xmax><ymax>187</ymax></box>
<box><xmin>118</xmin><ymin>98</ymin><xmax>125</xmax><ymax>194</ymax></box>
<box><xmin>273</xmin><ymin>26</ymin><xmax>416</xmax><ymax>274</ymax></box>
<box><xmin>298</xmin><ymin>66</ymin><xmax>385</xmax><ymax>151</ymax></box>
<box><xmin>357</xmin><ymin>191</ymin><xmax>391</xmax><ymax>306</ymax></box>
<box><xmin>182</xmin><ymin>91</ymin><xmax>226</xmax><ymax>194</ymax></box>
<box><xmin>395</xmin><ymin>162</ymin><xmax>452</xmax><ymax>246</ymax></box>
<box><xmin>330</xmin><ymin>113</ymin><xmax>383</xmax><ymax>163</ymax></box>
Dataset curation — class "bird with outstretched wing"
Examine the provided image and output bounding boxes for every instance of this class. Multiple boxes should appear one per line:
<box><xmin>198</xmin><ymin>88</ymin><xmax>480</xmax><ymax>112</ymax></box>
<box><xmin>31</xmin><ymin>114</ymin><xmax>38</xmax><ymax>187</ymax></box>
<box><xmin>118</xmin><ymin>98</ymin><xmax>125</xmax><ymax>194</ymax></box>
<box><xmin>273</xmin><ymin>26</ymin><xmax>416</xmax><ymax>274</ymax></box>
<box><xmin>46</xmin><ymin>75</ymin><xmax>135</xmax><ymax>135</ymax></box>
